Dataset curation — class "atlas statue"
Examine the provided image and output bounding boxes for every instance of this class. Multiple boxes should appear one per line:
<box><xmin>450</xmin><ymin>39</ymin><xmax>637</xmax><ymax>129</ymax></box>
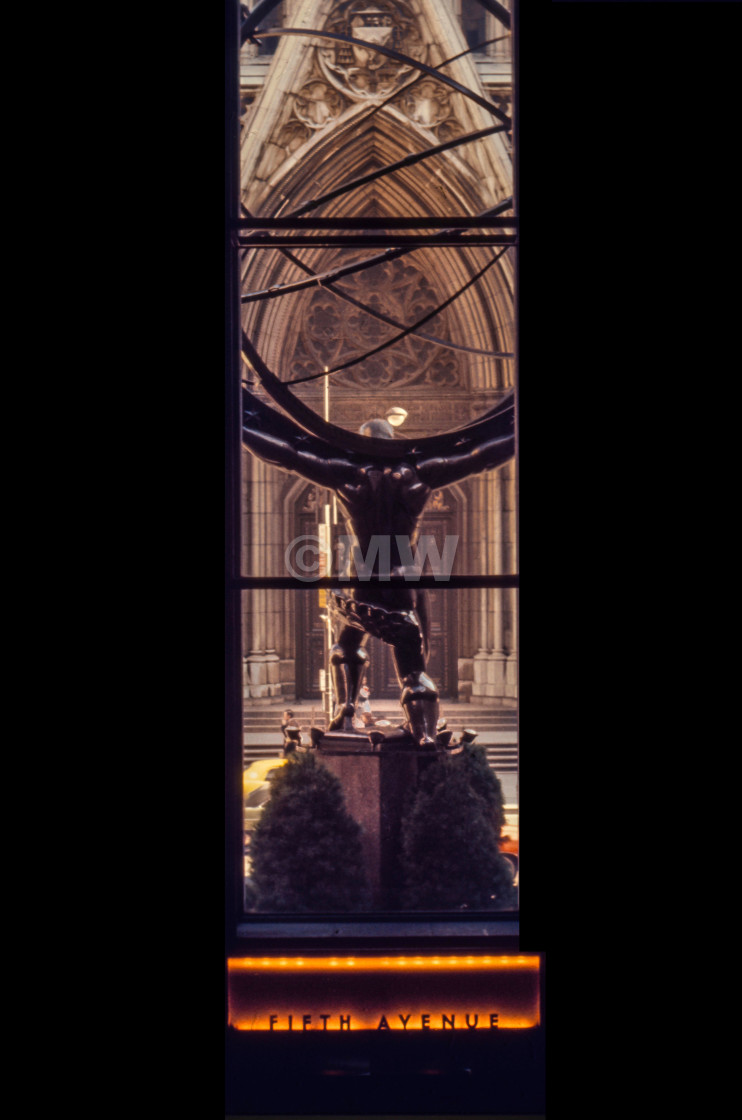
<box><xmin>242</xmin><ymin>386</ymin><xmax>515</xmax><ymax>748</ymax></box>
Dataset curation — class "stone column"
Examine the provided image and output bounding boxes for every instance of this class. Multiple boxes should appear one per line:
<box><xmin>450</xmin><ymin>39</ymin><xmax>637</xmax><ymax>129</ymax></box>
<box><xmin>244</xmin><ymin>457</ymin><xmax>282</xmax><ymax>700</ymax></box>
<box><xmin>501</xmin><ymin>460</ymin><xmax>517</xmax><ymax>700</ymax></box>
<box><xmin>471</xmin><ymin>463</ymin><xmax>517</xmax><ymax>702</ymax></box>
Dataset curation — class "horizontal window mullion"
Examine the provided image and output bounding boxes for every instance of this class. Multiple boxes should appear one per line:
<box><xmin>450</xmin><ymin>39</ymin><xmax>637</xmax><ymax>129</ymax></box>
<box><xmin>236</xmin><ymin>234</ymin><xmax>517</xmax><ymax>249</ymax></box>
<box><xmin>233</xmin><ymin>216</ymin><xmax>516</xmax><ymax>230</ymax></box>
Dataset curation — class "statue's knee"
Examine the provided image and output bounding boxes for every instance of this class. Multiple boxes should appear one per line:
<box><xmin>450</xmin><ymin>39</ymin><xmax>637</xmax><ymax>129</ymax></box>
<box><xmin>401</xmin><ymin>672</ymin><xmax>438</xmax><ymax>704</ymax></box>
<box><xmin>330</xmin><ymin>643</ymin><xmax>368</xmax><ymax>667</ymax></box>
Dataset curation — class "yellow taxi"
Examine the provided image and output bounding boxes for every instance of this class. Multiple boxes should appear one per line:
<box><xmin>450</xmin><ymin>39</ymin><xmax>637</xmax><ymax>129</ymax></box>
<box><xmin>244</xmin><ymin>757</ymin><xmax>287</xmax><ymax>783</ymax></box>
<box><xmin>243</xmin><ymin>758</ymin><xmax>288</xmax><ymax>831</ymax></box>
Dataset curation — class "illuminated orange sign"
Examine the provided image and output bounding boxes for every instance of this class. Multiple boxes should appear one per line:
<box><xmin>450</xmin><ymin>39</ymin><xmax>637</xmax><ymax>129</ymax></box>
<box><xmin>228</xmin><ymin>954</ymin><xmax>540</xmax><ymax>1031</ymax></box>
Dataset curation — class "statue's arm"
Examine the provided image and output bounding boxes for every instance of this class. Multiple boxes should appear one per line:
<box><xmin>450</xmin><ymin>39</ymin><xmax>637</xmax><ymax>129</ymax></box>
<box><xmin>416</xmin><ymin>431</ymin><xmax>515</xmax><ymax>489</ymax></box>
<box><xmin>242</xmin><ymin>422</ymin><xmax>353</xmax><ymax>489</ymax></box>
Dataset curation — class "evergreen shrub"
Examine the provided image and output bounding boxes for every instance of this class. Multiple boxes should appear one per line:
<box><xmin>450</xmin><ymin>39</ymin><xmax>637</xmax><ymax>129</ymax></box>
<box><xmin>250</xmin><ymin>752</ymin><xmax>371</xmax><ymax>912</ymax></box>
<box><xmin>400</xmin><ymin>744</ymin><xmax>518</xmax><ymax>911</ymax></box>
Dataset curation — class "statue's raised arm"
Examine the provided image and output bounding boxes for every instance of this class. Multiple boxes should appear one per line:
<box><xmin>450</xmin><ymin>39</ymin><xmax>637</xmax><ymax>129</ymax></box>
<box><xmin>415</xmin><ymin>429</ymin><xmax>515</xmax><ymax>490</ymax></box>
<box><xmin>242</xmin><ymin>387</ymin><xmax>356</xmax><ymax>491</ymax></box>
<box><xmin>414</xmin><ymin>398</ymin><xmax>515</xmax><ymax>489</ymax></box>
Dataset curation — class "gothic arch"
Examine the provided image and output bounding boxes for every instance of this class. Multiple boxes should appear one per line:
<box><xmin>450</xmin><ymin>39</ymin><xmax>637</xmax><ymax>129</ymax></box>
<box><xmin>240</xmin><ymin>105</ymin><xmax>514</xmax><ymax>400</ymax></box>
<box><xmin>240</xmin><ymin>0</ymin><xmax>517</xmax><ymax>706</ymax></box>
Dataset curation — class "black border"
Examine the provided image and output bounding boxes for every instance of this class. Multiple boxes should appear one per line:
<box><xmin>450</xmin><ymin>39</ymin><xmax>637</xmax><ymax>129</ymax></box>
<box><xmin>224</xmin><ymin>2</ymin><xmax>540</xmax><ymax>1113</ymax></box>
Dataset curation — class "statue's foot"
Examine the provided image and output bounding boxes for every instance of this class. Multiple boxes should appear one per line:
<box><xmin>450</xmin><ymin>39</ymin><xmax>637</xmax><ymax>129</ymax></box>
<box><xmin>328</xmin><ymin>704</ymin><xmax>356</xmax><ymax>732</ymax></box>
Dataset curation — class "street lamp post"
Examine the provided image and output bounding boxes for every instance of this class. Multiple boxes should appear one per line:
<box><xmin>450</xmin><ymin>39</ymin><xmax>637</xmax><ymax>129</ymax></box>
<box><xmin>321</xmin><ymin>369</ymin><xmax>333</xmax><ymax>725</ymax></box>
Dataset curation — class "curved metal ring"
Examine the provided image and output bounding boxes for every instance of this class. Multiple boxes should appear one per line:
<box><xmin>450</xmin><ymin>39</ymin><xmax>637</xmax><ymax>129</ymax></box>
<box><xmin>241</xmin><ymin>331</ymin><xmax>513</xmax><ymax>460</ymax></box>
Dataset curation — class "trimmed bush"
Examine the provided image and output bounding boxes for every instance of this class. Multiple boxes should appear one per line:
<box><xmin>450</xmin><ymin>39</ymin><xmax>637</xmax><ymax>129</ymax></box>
<box><xmin>250</xmin><ymin>752</ymin><xmax>371</xmax><ymax>912</ymax></box>
<box><xmin>400</xmin><ymin>746</ymin><xmax>518</xmax><ymax>911</ymax></box>
<box><xmin>424</xmin><ymin>743</ymin><xmax>506</xmax><ymax>839</ymax></box>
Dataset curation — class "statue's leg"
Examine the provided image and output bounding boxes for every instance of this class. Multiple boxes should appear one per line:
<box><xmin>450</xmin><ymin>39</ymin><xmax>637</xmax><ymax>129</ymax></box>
<box><xmin>328</xmin><ymin>626</ymin><xmax>369</xmax><ymax>732</ymax></box>
<box><xmin>394</xmin><ymin>643</ymin><xmax>439</xmax><ymax>748</ymax></box>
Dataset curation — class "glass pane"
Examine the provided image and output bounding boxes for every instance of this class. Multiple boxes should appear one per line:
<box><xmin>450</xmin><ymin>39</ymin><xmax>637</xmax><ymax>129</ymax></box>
<box><xmin>241</xmin><ymin>589</ymin><xmax>518</xmax><ymax>915</ymax></box>
<box><xmin>237</xmin><ymin>0</ymin><xmax>516</xmax><ymax>918</ymax></box>
<box><xmin>238</xmin><ymin>0</ymin><xmax>515</xmax><ymax>456</ymax></box>
<box><xmin>240</xmin><ymin>249</ymin><xmax>514</xmax><ymax>450</ymax></box>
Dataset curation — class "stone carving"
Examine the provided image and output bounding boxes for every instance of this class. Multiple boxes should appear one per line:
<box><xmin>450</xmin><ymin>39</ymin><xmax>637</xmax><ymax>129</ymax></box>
<box><xmin>263</xmin><ymin>0</ymin><xmax>472</xmax><ymax>173</ymax></box>
<box><xmin>239</xmin><ymin>91</ymin><xmax>257</xmax><ymax>140</ymax></box>
<box><xmin>301</xmin><ymin>485</ymin><xmax>319</xmax><ymax>513</ymax></box>
<box><xmin>397</xmin><ymin>79</ymin><xmax>459</xmax><ymax>139</ymax></box>
<box><xmin>429</xmin><ymin>489</ymin><xmax>450</xmax><ymax>511</ymax></box>
<box><xmin>318</xmin><ymin>0</ymin><xmax>425</xmax><ymax>102</ymax></box>
<box><xmin>289</xmin><ymin>256</ymin><xmax>461</xmax><ymax>389</ymax></box>
<box><xmin>488</xmin><ymin>90</ymin><xmax>513</xmax><ymax>145</ymax></box>
<box><xmin>275</xmin><ymin>119</ymin><xmax>313</xmax><ymax>155</ymax></box>
<box><xmin>293</xmin><ymin>80</ymin><xmax>347</xmax><ymax>130</ymax></box>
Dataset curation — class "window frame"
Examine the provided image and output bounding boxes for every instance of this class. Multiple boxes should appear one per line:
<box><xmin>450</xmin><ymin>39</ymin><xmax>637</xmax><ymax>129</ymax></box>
<box><xmin>226</xmin><ymin>0</ymin><xmax>520</xmax><ymax>956</ymax></box>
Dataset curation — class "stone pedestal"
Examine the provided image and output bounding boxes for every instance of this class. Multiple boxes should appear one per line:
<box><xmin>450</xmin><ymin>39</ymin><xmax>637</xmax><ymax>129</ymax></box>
<box><xmin>312</xmin><ymin>730</ymin><xmax>440</xmax><ymax>909</ymax></box>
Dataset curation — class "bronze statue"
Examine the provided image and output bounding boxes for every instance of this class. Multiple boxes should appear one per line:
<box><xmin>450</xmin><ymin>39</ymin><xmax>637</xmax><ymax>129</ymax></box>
<box><xmin>242</xmin><ymin>388</ymin><xmax>514</xmax><ymax>748</ymax></box>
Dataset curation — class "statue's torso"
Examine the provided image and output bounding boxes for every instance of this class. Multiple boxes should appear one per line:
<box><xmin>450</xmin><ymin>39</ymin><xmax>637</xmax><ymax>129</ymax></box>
<box><xmin>337</xmin><ymin>462</ymin><xmax>430</xmax><ymax>546</ymax></box>
<box><xmin>335</xmin><ymin>462</ymin><xmax>430</xmax><ymax>603</ymax></box>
